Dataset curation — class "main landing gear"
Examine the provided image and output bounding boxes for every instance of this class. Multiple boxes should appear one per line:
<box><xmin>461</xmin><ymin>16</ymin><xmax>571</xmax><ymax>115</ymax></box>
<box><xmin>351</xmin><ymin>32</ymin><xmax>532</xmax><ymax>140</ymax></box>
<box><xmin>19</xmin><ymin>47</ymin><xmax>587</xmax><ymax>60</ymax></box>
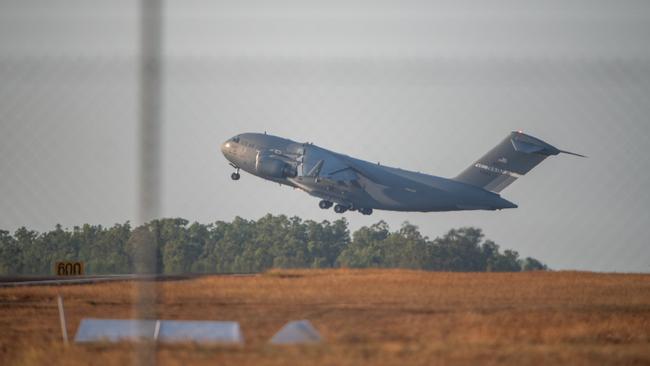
<box><xmin>333</xmin><ymin>204</ymin><xmax>348</xmax><ymax>214</ymax></box>
<box><xmin>319</xmin><ymin>200</ymin><xmax>333</xmax><ymax>209</ymax></box>
<box><xmin>320</xmin><ymin>200</ymin><xmax>372</xmax><ymax>215</ymax></box>
<box><xmin>230</xmin><ymin>163</ymin><xmax>240</xmax><ymax>180</ymax></box>
<box><xmin>359</xmin><ymin>208</ymin><xmax>373</xmax><ymax>216</ymax></box>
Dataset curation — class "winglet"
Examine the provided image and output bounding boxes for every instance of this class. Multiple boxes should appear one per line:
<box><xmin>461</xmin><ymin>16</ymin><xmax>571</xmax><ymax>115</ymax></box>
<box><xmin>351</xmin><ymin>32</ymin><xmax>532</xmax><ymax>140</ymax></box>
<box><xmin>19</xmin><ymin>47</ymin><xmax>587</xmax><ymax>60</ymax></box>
<box><xmin>559</xmin><ymin>149</ymin><xmax>587</xmax><ymax>158</ymax></box>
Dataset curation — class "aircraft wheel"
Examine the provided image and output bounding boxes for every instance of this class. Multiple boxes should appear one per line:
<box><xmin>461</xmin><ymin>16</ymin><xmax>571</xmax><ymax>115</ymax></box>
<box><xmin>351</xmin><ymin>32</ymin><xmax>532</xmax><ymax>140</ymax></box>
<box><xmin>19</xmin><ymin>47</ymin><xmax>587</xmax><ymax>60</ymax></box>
<box><xmin>319</xmin><ymin>200</ymin><xmax>332</xmax><ymax>209</ymax></box>
<box><xmin>333</xmin><ymin>204</ymin><xmax>348</xmax><ymax>214</ymax></box>
<box><xmin>231</xmin><ymin>172</ymin><xmax>240</xmax><ymax>180</ymax></box>
<box><xmin>360</xmin><ymin>208</ymin><xmax>373</xmax><ymax>215</ymax></box>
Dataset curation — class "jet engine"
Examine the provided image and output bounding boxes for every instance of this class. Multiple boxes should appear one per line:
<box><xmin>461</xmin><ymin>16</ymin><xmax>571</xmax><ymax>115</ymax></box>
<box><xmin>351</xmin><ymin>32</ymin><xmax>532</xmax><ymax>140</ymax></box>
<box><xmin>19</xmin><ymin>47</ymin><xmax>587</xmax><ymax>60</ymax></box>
<box><xmin>255</xmin><ymin>154</ymin><xmax>297</xmax><ymax>178</ymax></box>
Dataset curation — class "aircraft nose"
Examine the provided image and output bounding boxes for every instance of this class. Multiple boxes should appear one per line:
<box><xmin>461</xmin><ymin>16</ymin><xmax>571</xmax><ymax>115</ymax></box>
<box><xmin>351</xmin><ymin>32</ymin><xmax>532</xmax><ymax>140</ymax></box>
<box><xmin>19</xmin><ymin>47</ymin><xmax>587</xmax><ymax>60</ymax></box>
<box><xmin>220</xmin><ymin>140</ymin><xmax>231</xmax><ymax>157</ymax></box>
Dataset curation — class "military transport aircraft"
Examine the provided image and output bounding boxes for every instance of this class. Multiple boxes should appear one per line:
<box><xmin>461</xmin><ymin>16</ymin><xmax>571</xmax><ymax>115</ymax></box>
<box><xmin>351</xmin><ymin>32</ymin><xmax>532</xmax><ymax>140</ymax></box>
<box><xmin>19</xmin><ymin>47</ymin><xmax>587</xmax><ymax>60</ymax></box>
<box><xmin>221</xmin><ymin>131</ymin><xmax>583</xmax><ymax>215</ymax></box>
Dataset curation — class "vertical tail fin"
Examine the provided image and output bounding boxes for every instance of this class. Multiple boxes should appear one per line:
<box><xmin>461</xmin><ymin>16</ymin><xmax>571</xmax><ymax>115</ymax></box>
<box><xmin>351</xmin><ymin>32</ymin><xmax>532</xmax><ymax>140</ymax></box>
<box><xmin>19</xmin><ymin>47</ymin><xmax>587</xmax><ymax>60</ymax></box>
<box><xmin>454</xmin><ymin>131</ymin><xmax>584</xmax><ymax>193</ymax></box>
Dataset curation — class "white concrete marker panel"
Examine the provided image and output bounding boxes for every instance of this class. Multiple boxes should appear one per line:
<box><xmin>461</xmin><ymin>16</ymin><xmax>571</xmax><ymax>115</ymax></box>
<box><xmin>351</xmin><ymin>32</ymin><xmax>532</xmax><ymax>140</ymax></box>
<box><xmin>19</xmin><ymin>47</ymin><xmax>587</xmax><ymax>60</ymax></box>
<box><xmin>74</xmin><ymin>319</ymin><xmax>156</xmax><ymax>342</ymax></box>
<box><xmin>74</xmin><ymin>318</ymin><xmax>244</xmax><ymax>344</ymax></box>
<box><xmin>158</xmin><ymin>320</ymin><xmax>243</xmax><ymax>343</ymax></box>
<box><xmin>270</xmin><ymin>320</ymin><xmax>322</xmax><ymax>344</ymax></box>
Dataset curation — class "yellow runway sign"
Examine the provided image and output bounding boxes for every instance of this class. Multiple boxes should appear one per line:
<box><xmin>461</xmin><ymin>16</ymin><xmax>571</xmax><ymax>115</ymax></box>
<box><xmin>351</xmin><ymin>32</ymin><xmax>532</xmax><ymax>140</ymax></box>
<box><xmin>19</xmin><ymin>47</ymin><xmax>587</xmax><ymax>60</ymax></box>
<box><xmin>55</xmin><ymin>262</ymin><xmax>84</xmax><ymax>276</ymax></box>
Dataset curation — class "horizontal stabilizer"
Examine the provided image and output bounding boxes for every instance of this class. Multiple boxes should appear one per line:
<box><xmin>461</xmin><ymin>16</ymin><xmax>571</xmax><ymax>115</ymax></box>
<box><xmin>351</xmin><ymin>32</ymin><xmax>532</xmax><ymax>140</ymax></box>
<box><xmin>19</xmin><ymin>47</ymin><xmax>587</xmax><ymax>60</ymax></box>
<box><xmin>454</xmin><ymin>131</ymin><xmax>583</xmax><ymax>193</ymax></box>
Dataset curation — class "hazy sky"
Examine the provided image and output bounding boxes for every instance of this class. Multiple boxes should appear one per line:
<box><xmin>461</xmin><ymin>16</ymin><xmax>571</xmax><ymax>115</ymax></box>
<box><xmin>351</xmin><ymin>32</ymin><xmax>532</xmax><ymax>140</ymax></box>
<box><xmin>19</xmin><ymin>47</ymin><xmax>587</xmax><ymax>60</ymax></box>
<box><xmin>1</xmin><ymin>0</ymin><xmax>649</xmax><ymax>272</ymax></box>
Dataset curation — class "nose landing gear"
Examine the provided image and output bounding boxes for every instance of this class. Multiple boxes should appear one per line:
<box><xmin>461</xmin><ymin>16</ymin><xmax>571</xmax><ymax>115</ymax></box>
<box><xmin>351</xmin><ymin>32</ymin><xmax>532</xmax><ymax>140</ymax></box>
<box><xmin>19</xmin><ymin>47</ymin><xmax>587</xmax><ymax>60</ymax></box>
<box><xmin>229</xmin><ymin>163</ymin><xmax>240</xmax><ymax>180</ymax></box>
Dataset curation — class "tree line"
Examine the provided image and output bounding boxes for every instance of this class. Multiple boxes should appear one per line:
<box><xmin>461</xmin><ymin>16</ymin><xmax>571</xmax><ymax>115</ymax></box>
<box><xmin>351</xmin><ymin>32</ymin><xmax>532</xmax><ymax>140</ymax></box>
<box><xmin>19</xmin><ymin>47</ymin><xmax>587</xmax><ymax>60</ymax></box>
<box><xmin>0</xmin><ymin>214</ymin><xmax>547</xmax><ymax>275</ymax></box>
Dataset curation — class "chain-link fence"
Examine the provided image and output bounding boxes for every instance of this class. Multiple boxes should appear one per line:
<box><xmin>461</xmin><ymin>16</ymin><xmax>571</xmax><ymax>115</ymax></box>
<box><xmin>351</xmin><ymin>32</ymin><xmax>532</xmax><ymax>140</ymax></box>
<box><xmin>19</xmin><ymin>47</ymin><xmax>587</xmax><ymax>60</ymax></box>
<box><xmin>1</xmin><ymin>1</ymin><xmax>650</xmax><ymax>363</ymax></box>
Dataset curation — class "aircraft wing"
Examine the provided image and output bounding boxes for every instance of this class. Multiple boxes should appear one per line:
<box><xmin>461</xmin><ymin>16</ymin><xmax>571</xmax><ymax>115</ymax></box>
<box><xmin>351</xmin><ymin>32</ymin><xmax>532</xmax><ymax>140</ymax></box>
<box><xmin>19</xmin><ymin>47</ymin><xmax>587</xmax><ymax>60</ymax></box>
<box><xmin>301</xmin><ymin>145</ymin><xmax>359</xmax><ymax>182</ymax></box>
<box><xmin>334</xmin><ymin>154</ymin><xmax>420</xmax><ymax>188</ymax></box>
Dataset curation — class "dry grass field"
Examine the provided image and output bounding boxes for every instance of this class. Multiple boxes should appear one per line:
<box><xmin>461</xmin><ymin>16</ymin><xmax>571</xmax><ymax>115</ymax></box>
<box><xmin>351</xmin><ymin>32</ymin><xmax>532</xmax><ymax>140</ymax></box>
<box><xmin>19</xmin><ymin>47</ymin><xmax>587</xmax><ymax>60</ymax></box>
<box><xmin>1</xmin><ymin>269</ymin><xmax>649</xmax><ymax>365</ymax></box>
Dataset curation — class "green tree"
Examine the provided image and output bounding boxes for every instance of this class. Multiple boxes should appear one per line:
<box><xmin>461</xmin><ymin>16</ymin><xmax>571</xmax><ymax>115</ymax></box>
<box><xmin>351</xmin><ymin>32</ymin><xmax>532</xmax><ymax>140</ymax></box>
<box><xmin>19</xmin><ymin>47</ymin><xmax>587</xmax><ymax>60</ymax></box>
<box><xmin>15</xmin><ymin>227</ymin><xmax>45</xmax><ymax>274</ymax></box>
<box><xmin>431</xmin><ymin>227</ymin><xmax>486</xmax><ymax>271</ymax></box>
<box><xmin>126</xmin><ymin>226</ymin><xmax>158</xmax><ymax>274</ymax></box>
<box><xmin>163</xmin><ymin>239</ymin><xmax>201</xmax><ymax>273</ymax></box>
<box><xmin>374</xmin><ymin>222</ymin><xmax>430</xmax><ymax>269</ymax></box>
<box><xmin>337</xmin><ymin>221</ymin><xmax>390</xmax><ymax>268</ymax></box>
<box><xmin>0</xmin><ymin>230</ymin><xmax>22</xmax><ymax>275</ymax></box>
<box><xmin>521</xmin><ymin>257</ymin><xmax>548</xmax><ymax>271</ymax></box>
<box><xmin>489</xmin><ymin>249</ymin><xmax>522</xmax><ymax>272</ymax></box>
<box><xmin>305</xmin><ymin>218</ymin><xmax>349</xmax><ymax>268</ymax></box>
<box><xmin>76</xmin><ymin>223</ymin><xmax>131</xmax><ymax>274</ymax></box>
<box><xmin>1</xmin><ymin>216</ymin><xmax>545</xmax><ymax>275</ymax></box>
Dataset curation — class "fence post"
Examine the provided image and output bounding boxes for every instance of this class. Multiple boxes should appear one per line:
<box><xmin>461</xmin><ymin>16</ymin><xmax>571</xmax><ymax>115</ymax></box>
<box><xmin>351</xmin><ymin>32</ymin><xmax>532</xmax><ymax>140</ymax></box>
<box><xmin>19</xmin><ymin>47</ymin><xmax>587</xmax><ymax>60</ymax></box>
<box><xmin>57</xmin><ymin>295</ymin><xmax>69</xmax><ymax>346</ymax></box>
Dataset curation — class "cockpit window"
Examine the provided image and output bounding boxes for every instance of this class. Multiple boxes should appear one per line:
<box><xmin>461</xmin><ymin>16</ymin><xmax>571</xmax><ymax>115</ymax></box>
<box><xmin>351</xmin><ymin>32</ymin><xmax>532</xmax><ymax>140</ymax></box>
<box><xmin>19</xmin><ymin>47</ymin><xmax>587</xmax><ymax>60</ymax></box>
<box><xmin>231</xmin><ymin>136</ymin><xmax>240</xmax><ymax>143</ymax></box>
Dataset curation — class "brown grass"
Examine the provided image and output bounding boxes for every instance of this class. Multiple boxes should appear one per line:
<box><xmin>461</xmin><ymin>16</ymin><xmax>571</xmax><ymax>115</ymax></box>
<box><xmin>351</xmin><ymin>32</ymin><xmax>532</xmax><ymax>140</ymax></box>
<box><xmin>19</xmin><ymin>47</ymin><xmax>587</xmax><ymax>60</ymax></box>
<box><xmin>1</xmin><ymin>269</ymin><xmax>649</xmax><ymax>365</ymax></box>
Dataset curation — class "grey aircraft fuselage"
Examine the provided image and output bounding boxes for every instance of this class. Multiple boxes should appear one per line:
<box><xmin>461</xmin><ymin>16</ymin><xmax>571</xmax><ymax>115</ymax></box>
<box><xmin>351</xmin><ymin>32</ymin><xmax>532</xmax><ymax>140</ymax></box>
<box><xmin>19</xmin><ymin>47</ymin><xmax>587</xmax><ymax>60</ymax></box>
<box><xmin>220</xmin><ymin>132</ymin><xmax>581</xmax><ymax>215</ymax></box>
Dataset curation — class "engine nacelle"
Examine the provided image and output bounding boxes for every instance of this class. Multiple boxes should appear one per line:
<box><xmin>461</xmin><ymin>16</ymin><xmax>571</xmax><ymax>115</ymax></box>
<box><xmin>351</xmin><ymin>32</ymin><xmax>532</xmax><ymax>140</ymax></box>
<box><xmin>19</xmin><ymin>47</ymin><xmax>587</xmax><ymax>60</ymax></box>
<box><xmin>255</xmin><ymin>155</ymin><xmax>297</xmax><ymax>178</ymax></box>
